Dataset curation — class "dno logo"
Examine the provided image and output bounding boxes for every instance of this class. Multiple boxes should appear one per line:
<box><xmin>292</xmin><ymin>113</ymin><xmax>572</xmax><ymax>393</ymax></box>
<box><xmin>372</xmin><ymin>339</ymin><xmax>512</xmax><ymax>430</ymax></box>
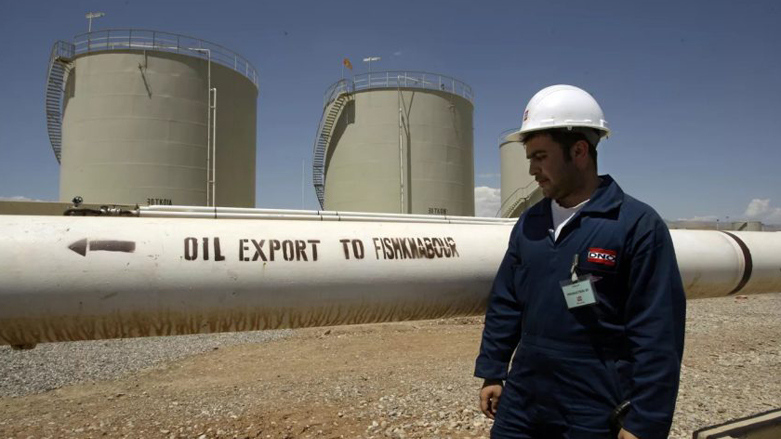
<box><xmin>588</xmin><ymin>248</ymin><xmax>616</xmax><ymax>266</ymax></box>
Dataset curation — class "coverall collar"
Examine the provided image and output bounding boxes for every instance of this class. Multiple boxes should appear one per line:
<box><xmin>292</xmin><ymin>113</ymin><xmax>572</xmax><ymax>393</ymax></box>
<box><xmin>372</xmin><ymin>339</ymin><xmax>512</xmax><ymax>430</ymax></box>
<box><xmin>529</xmin><ymin>174</ymin><xmax>624</xmax><ymax>217</ymax></box>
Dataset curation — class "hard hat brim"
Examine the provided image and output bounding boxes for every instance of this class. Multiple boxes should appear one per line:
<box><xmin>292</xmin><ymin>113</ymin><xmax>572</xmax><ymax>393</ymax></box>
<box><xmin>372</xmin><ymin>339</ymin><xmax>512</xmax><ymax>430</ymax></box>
<box><xmin>504</xmin><ymin>125</ymin><xmax>610</xmax><ymax>144</ymax></box>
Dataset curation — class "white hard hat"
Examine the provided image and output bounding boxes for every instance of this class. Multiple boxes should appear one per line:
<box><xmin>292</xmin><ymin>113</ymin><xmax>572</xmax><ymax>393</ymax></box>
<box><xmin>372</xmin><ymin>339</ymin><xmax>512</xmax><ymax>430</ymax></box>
<box><xmin>506</xmin><ymin>84</ymin><xmax>610</xmax><ymax>143</ymax></box>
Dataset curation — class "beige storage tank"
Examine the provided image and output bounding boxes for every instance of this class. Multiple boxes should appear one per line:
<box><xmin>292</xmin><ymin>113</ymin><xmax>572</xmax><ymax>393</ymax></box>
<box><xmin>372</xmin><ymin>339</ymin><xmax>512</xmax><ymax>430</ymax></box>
<box><xmin>498</xmin><ymin>129</ymin><xmax>542</xmax><ymax>218</ymax></box>
<box><xmin>313</xmin><ymin>71</ymin><xmax>475</xmax><ymax>216</ymax></box>
<box><xmin>47</xmin><ymin>29</ymin><xmax>258</xmax><ymax>207</ymax></box>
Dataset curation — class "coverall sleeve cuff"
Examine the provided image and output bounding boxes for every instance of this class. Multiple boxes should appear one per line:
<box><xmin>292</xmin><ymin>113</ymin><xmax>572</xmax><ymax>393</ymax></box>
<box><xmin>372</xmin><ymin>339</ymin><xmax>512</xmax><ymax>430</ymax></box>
<box><xmin>622</xmin><ymin>410</ymin><xmax>672</xmax><ymax>439</ymax></box>
<box><xmin>473</xmin><ymin>358</ymin><xmax>509</xmax><ymax>380</ymax></box>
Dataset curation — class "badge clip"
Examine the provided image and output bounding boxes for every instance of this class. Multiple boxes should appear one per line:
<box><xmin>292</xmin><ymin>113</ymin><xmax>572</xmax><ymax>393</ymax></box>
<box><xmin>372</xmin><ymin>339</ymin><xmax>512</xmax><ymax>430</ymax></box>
<box><xmin>560</xmin><ymin>253</ymin><xmax>598</xmax><ymax>309</ymax></box>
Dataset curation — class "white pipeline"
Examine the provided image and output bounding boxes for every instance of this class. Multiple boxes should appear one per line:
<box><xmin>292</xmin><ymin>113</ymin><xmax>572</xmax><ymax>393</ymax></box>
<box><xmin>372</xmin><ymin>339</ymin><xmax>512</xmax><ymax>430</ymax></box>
<box><xmin>0</xmin><ymin>213</ymin><xmax>779</xmax><ymax>346</ymax></box>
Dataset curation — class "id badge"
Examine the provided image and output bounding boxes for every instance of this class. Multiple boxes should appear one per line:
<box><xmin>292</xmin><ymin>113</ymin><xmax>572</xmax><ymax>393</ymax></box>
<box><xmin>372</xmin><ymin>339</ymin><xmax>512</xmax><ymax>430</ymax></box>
<box><xmin>560</xmin><ymin>275</ymin><xmax>598</xmax><ymax>309</ymax></box>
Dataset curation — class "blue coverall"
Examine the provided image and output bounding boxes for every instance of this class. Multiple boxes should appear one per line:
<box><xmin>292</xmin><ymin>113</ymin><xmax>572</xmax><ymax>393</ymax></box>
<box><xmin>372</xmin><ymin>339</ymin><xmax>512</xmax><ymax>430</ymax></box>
<box><xmin>475</xmin><ymin>175</ymin><xmax>686</xmax><ymax>439</ymax></box>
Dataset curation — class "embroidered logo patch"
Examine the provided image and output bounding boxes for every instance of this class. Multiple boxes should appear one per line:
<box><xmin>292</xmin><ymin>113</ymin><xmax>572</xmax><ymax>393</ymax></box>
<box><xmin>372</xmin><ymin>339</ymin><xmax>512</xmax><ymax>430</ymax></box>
<box><xmin>588</xmin><ymin>248</ymin><xmax>616</xmax><ymax>266</ymax></box>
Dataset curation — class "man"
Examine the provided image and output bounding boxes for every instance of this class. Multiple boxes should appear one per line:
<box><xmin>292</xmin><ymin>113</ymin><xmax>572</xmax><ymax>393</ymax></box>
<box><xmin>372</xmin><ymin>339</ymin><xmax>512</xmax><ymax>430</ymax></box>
<box><xmin>475</xmin><ymin>85</ymin><xmax>686</xmax><ymax>439</ymax></box>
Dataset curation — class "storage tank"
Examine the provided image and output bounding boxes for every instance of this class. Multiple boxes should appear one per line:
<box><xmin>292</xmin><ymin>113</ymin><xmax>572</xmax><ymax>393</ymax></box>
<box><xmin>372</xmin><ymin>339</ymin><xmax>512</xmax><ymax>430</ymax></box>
<box><xmin>498</xmin><ymin>128</ymin><xmax>542</xmax><ymax>217</ymax></box>
<box><xmin>46</xmin><ymin>29</ymin><xmax>258</xmax><ymax>207</ymax></box>
<box><xmin>313</xmin><ymin>71</ymin><xmax>475</xmax><ymax>216</ymax></box>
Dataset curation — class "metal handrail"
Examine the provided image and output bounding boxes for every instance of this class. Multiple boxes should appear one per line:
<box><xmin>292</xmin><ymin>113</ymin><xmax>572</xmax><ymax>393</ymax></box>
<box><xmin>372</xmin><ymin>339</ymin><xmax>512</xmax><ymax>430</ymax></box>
<box><xmin>495</xmin><ymin>127</ymin><xmax>535</xmax><ymax>216</ymax></box>
<box><xmin>323</xmin><ymin>71</ymin><xmax>473</xmax><ymax>107</ymax></box>
<box><xmin>71</xmin><ymin>29</ymin><xmax>258</xmax><ymax>88</ymax></box>
<box><xmin>45</xmin><ymin>40</ymin><xmax>76</xmax><ymax>163</ymax></box>
<box><xmin>496</xmin><ymin>180</ymin><xmax>539</xmax><ymax>217</ymax></box>
<box><xmin>312</xmin><ymin>91</ymin><xmax>352</xmax><ymax>208</ymax></box>
<box><xmin>50</xmin><ymin>40</ymin><xmax>76</xmax><ymax>62</ymax></box>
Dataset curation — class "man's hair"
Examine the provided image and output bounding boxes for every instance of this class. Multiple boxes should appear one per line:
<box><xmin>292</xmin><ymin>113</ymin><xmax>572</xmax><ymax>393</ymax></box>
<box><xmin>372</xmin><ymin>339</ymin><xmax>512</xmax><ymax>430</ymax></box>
<box><xmin>523</xmin><ymin>128</ymin><xmax>599</xmax><ymax>167</ymax></box>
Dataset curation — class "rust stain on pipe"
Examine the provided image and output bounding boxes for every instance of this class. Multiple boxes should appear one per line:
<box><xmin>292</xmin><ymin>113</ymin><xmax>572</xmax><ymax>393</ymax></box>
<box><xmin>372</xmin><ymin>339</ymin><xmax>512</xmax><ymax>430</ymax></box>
<box><xmin>0</xmin><ymin>299</ymin><xmax>487</xmax><ymax>346</ymax></box>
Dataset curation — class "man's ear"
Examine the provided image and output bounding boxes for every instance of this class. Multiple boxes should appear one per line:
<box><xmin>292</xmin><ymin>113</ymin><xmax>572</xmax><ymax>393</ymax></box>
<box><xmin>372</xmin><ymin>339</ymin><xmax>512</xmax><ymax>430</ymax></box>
<box><xmin>572</xmin><ymin>140</ymin><xmax>590</xmax><ymax>162</ymax></box>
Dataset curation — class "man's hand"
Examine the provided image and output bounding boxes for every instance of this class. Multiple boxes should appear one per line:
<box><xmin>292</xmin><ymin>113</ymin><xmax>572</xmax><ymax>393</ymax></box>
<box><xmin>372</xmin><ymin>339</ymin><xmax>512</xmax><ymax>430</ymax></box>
<box><xmin>479</xmin><ymin>379</ymin><xmax>503</xmax><ymax>419</ymax></box>
<box><xmin>617</xmin><ymin>428</ymin><xmax>639</xmax><ymax>439</ymax></box>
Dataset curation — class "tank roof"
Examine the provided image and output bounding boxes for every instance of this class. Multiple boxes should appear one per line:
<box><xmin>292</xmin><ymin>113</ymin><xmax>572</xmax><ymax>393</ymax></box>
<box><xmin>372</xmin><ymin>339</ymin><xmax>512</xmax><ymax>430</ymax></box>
<box><xmin>70</xmin><ymin>29</ymin><xmax>258</xmax><ymax>88</ymax></box>
<box><xmin>498</xmin><ymin>127</ymin><xmax>521</xmax><ymax>146</ymax></box>
<box><xmin>322</xmin><ymin>71</ymin><xmax>473</xmax><ymax>108</ymax></box>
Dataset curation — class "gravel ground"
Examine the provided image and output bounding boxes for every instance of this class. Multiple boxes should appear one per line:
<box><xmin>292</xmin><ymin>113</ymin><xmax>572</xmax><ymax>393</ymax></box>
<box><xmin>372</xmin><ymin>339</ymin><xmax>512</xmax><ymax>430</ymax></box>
<box><xmin>0</xmin><ymin>293</ymin><xmax>779</xmax><ymax>439</ymax></box>
<box><xmin>669</xmin><ymin>293</ymin><xmax>780</xmax><ymax>438</ymax></box>
<box><xmin>0</xmin><ymin>330</ymin><xmax>293</xmax><ymax>398</ymax></box>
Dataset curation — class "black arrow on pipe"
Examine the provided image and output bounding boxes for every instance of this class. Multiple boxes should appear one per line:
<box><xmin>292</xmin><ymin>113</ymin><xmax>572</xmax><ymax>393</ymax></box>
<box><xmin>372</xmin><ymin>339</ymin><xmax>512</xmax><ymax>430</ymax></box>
<box><xmin>68</xmin><ymin>239</ymin><xmax>136</xmax><ymax>257</ymax></box>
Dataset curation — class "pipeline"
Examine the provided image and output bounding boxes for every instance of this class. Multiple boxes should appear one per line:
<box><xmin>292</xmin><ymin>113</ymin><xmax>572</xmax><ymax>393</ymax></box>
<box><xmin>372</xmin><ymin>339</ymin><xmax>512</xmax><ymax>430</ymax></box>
<box><xmin>0</xmin><ymin>209</ymin><xmax>779</xmax><ymax>347</ymax></box>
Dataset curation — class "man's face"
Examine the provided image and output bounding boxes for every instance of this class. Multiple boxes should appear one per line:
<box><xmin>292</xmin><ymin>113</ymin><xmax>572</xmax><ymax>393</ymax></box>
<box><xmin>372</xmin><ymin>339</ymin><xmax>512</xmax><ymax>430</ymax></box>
<box><xmin>525</xmin><ymin>133</ymin><xmax>577</xmax><ymax>201</ymax></box>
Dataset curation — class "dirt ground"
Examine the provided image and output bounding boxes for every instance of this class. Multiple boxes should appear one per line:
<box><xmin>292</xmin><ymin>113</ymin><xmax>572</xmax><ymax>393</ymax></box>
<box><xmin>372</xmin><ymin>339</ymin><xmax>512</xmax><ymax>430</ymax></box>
<box><xmin>1</xmin><ymin>293</ymin><xmax>780</xmax><ymax>439</ymax></box>
<box><xmin>1</xmin><ymin>319</ymin><xmax>490</xmax><ymax>439</ymax></box>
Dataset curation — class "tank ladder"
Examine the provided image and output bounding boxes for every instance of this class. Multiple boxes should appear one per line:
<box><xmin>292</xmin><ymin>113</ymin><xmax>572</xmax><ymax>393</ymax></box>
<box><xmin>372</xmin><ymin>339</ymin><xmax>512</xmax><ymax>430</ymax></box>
<box><xmin>497</xmin><ymin>181</ymin><xmax>540</xmax><ymax>218</ymax></box>
<box><xmin>312</xmin><ymin>91</ymin><xmax>352</xmax><ymax>208</ymax></box>
<box><xmin>45</xmin><ymin>41</ymin><xmax>75</xmax><ymax>163</ymax></box>
<box><xmin>502</xmin><ymin>193</ymin><xmax>533</xmax><ymax>218</ymax></box>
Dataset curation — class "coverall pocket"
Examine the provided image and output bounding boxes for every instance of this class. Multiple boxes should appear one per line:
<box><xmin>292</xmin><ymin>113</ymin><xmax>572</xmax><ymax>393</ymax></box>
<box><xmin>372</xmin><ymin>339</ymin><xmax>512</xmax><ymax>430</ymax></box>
<box><xmin>577</xmin><ymin>264</ymin><xmax>618</xmax><ymax>291</ymax></box>
<box><xmin>577</xmin><ymin>264</ymin><xmax>624</xmax><ymax>324</ymax></box>
<box><xmin>554</xmin><ymin>356</ymin><xmax>618</xmax><ymax>432</ymax></box>
<box><xmin>501</xmin><ymin>349</ymin><xmax>537</xmax><ymax>416</ymax></box>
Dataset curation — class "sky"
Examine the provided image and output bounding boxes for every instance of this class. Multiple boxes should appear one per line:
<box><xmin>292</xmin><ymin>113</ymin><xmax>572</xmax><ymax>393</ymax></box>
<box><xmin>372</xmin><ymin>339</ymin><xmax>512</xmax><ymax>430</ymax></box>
<box><xmin>1</xmin><ymin>0</ymin><xmax>780</xmax><ymax>223</ymax></box>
